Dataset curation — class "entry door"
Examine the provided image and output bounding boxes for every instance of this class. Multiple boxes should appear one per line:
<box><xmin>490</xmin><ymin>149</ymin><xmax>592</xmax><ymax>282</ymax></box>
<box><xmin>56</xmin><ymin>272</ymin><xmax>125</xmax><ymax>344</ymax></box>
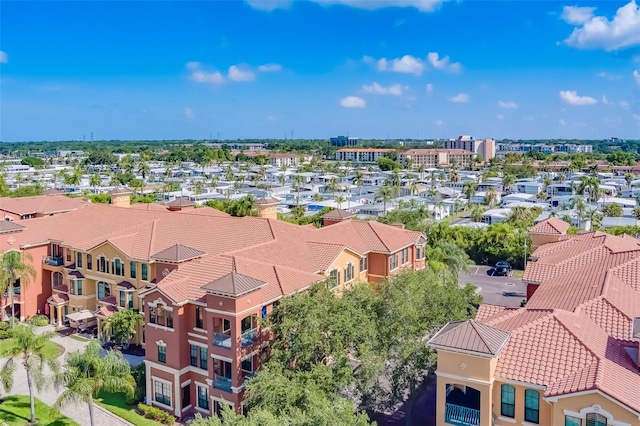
<box><xmin>182</xmin><ymin>384</ymin><xmax>190</xmax><ymax>408</ymax></box>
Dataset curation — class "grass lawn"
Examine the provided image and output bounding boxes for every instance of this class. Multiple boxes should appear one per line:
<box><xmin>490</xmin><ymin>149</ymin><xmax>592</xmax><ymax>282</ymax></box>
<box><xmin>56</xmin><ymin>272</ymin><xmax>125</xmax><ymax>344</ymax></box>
<box><xmin>511</xmin><ymin>270</ymin><xmax>524</xmax><ymax>279</ymax></box>
<box><xmin>96</xmin><ymin>392</ymin><xmax>161</xmax><ymax>426</ymax></box>
<box><xmin>0</xmin><ymin>395</ymin><xmax>79</xmax><ymax>426</ymax></box>
<box><xmin>0</xmin><ymin>339</ymin><xmax>65</xmax><ymax>358</ymax></box>
<box><xmin>68</xmin><ymin>335</ymin><xmax>89</xmax><ymax>342</ymax></box>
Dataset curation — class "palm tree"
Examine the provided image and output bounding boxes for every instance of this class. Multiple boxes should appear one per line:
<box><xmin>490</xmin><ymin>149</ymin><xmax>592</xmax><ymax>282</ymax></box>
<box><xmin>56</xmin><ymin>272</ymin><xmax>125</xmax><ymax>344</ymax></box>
<box><xmin>1</xmin><ymin>251</ymin><xmax>36</xmax><ymax>326</ymax></box>
<box><xmin>570</xmin><ymin>196</ymin><xmax>587</xmax><ymax>228</ymax></box>
<box><xmin>418</xmin><ymin>164</ymin><xmax>426</xmax><ymax>181</ymax></box>
<box><xmin>89</xmin><ymin>173</ymin><xmax>101</xmax><ymax>191</ymax></box>
<box><xmin>291</xmin><ymin>205</ymin><xmax>306</xmax><ymax>224</ymax></box>
<box><xmin>54</xmin><ymin>340</ymin><xmax>135</xmax><ymax>426</ymax></box>
<box><xmin>425</xmin><ymin>240</ymin><xmax>470</xmax><ymax>282</ymax></box>
<box><xmin>211</xmin><ymin>175</ymin><xmax>219</xmax><ymax>193</ymax></box>
<box><xmin>429</xmin><ymin>171</ymin><xmax>437</xmax><ymax>188</ymax></box>
<box><xmin>484</xmin><ymin>187</ymin><xmax>499</xmax><ymax>208</ymax></box>
<box><xmin>352</xmin><ymin>172</ymin><xmax>364</xmax><ymax>197</ymax></box>
<box><xmin>1</xmin><ymin>326</ymin><xmax>60</xmax><ymax>423</ymax></box>
<box><xmin>375</xmin><ymin>185</ymin><xmax>394</xmax><ymax>214</ymax></box>
<box><xmin>462</xmin><ymin>181</ymin><xmax>478</xmax><ymax>201</ymax></box>
<box><xmin>470</xmin><ymin>204</ymin><xmax>485</xmax><ymax>222</ymax></box>
<box><xmin>312</xmin><ymin>193</ymin><xmax>324</xmax><ymax>202</ymax></box>
<box><xmin>449</xmin><ymin>170</ymin><xmax>460</xmax><ymax>185</ymax></box>
<box><xmin>625</xmin><ymin>173</ymin><xmax>635</xmax><ymax>188</ymax></box>
<box><xmin>327</xmin><ymin>177</ymin><xmax>339</xmax><ymax>198</ymax></box>
<box><xmin>137</xmin><ymin>161</ymin><xmax>150</xmax><ymax>180</ymax></box>
<box><xmin>502</xmin><ymin>174</ymin><xmax>515</xmax><ymax>194</ymax></box>
<box><xmin>101</xmin><ymin>309</ymin><xmax>145</xmax><ymax>349</ymax></box>
<box><xmin>335</xmin><ymin>195</ymin><xmax>346</xmax><ymax>210</ymax></box>
<box><xmin>409</xmin><ymin>180</ymin><xmax>419</xmax><ymax>196</ymax></box>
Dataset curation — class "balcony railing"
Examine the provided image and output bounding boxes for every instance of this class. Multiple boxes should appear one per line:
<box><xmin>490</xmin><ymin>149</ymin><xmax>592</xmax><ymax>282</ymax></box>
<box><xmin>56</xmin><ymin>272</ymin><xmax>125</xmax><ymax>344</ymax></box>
<box><xmin>445</xmin><ymin>403</ymin><xmax>480</xmax><ymax>426</ymax></box>
<box><xmin>213</xmin><ymin>375</ymin><xmax>232</xmax><ymax>392</ymax></box>
<box><xmin>213</xmin><ymin>332</ymin><xmax>232</xmax><ymax>349</ymax></box>
<box><xmin>44</xmin><ymin>256</ymin><xmax>64</xmax><ymax>266</ymax></box>
<box><xmin>241</xmin><ymin>328</ymin><xmax>258</xmax><ymax>347</ymax></box>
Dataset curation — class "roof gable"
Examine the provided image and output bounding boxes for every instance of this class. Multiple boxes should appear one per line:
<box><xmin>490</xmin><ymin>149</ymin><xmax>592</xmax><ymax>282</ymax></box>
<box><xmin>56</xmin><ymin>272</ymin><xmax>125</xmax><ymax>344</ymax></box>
<box><xmin>429</xmin><ymin>319</ymin><xmax>510</xmax><ymax>356</ymax></box>
<box><xmin>201</xmin><ymin>271</ymin><xmax>266</xmax><ymax>297</ymax></box>
<box><xmin>151</xmin><ymin>243</ymin><xmax>206</xmax><ymax>263</ymax></box>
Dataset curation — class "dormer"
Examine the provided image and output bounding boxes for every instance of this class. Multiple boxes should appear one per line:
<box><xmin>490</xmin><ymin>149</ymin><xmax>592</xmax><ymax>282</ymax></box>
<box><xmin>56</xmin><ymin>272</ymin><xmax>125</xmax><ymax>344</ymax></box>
<box><xmin>150</xmin><ymin>243</ymin><xmax>205</xmax><ymax>282</ymax></box>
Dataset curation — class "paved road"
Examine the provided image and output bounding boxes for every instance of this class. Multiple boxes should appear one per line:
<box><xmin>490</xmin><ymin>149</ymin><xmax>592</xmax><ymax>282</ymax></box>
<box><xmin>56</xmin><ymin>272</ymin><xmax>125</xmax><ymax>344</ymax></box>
<box><xmin>459</xmin><ymin>265</ymin><xmax>526</xmax><ymax>307</ymax></box>
<box><xmin>1</xmin><ymin>327</ymin><xmax>132</xmax><ymax>426</ymax></box>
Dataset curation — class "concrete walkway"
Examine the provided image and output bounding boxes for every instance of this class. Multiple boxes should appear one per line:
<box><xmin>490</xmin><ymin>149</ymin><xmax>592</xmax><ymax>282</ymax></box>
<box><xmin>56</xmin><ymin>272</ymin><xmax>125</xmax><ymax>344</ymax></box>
<box><xmin>1</xmin><ymin>327</ymin><xmax>133</xmax><ymax>426</ymax></box>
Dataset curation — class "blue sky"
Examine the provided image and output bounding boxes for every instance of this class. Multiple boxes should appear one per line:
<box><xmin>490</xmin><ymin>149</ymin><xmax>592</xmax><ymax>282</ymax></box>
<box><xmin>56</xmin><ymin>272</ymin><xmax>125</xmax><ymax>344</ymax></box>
<box><xmin>1</xmin><ymin>0</ymin><xmax>639</xmax><ymax>141</ymax></box>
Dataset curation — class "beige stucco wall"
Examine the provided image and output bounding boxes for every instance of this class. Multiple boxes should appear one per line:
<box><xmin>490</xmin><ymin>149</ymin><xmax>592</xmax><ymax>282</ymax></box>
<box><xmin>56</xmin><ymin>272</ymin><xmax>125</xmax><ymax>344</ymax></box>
<box><xmin>550</xmin><ymin>392</ymin><xmax>640</xmax><ymax>426</ymax></box>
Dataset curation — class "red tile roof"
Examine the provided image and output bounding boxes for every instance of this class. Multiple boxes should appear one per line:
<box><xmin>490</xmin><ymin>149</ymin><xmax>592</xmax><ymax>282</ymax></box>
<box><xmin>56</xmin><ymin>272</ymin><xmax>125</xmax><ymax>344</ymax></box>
<box><xmin>429</xmin><ymin>320</ymin><xmax>510</xmax><ymax>356</ymax></box>
<box><xmin>471</xmin><ymin>231</ymin><xmax>640</xmax><ymax>412</ymax></box>
<box><xmin>529</xmin><ymin>217</ymin><xmax>571</xmax><ymax>235</ymax></box>
<box><xmin>0</xmin><ymin>194</ymin><xmax>89</xmax><ymax>216</ymax></box>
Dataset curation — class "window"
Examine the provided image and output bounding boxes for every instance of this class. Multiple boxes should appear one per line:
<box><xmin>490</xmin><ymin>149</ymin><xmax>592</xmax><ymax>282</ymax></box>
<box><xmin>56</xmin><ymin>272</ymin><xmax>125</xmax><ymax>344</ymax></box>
<box><xmin>130</xmin><ymin>262</ymin><xmax>136</xmax><ymax>279</ymax></box>
<box><xmin>241</xmin><ymin>357</ymin><xmax>253</xmax><ymax>373</ymax></box>
<box><xmin>586</xmin><ymin>413</ymin><xmax>606</xmax><ymax>426</ymax></box>
<box><xmin>328</xmin><ymin>269</ymin><xmax>339</xmax><ymax>288</ymax></box>
<box><xmin>416</xmin><ymin>246</ymin><xmax>423</xmax><ymax>260</ymax></box>
<box><xmin>77</xmin><ymin>280</ymin><xmax>82</xmax><ymax>296</ymax></box>
<box><xmin>190</xmin><ymin>345</ymin><xmax>198</xmax><ymax>367</ymax></box>
<box><xmin>142</xmin><ymin>263</ymin><xmax>148</xmax><ymax>281</ymax></box>
<box><xmin>500</xmin><ymin>384</ymin><xmax>515</xmax><ymax>418</ymax></box>
<box><xmin>390</xmin><ymin>254</ymin><xmax>398</xmax><ymax>270</ymax></box>
<box><xmin>97</xmin><ymin>282</ymin><xmax>110</xmax><ymax>299</ymax></box>
<box><xmin>149</xmin><ymin>307</ymin><xmax>157</xmax><ymax>324</ymax></box>
<box><xmin>69</xmin><ymin>281</ymin><xmax>75</xmax><ymax>295</ymax></box>
<box><xmin>151</xmin><ymin>305</ymin><xmax>173</xmax><ymax>329</ymax></box>
<box><xmin>119</xmin><ymin>291</ymin><xmax>126</xmax><ymax>308</ymax></box>
<box><xmin>182</xmin><ymin>384</ymin><xmax>191</xmax><ymax>409</ymax></box>
<box><xmin>76</xmin><ymin>252</ymin><xmax>83</xmax><ymax>268</ymax></box>
<box><xmin>86</xmin><ymin>254</ymin><xmax>92</xmax><ymax>270</ymax></box>
<box><xmin>565</xmin><ymin>416</ymin><xmax>582</xmax><ymax>426</ymax></box>
<box><xmin>66</xmin><ymin>249</ymin><xmax>71</xmax><ymax>262</ymax></box>
<box><xmin>199</xmin><ymin>346</ymin><xmax>207</xmax><ymax>370</ymax></box>
<box><xmin>154</xmin><ymin>380</ymin><xmax>171</xmax><ymax>406</ymax></box>
<box><xmin>401</xmin><ymin>248</ymin><xmax>406</xmax><ymax>264</ymax></box>
<box><xmin>524</xmin><ymin>389</ymin><xmax>539</xmax><ymax>424</ymax></box>
<box><xmin>97</xmin><ymin>256</ymin><xmax>107</xmax><ymax>273</ymax></box>
<box><xmin>197</xmin><ymin>385</ymin><xmax>209</xmax><ymax>410</ymax></box>
<box><xmin>344</xmin><ymin>263</ymin><xmax>355</xmax><ymax>282</ymax></box>
<box><xmin>128</xmin><ymin>296</ymin><xmax>133</xmax><ymax>309</ymax></box>
<box><xmin>261</xmin><ymin>306</ymin><xmax>267</xmax><ymax>319</ymax></box>
<box><xmin>158</xmin><ymin>345</ymin><xmax>166</xmax><ymax>363</ymax></box>
<box><xmin>114</xmin><ymin>259</ymin><xmax>123</xmax><ymax>276</ymax></box>
<box><xmin>359</xmin><ymin>256</ymin><xmax>368</xmax><ymax>272</ymax></box>
<box><xmin>195</xmin><ymin>306</ymin><xmax>203</xmax><ymax>329</ymax></box>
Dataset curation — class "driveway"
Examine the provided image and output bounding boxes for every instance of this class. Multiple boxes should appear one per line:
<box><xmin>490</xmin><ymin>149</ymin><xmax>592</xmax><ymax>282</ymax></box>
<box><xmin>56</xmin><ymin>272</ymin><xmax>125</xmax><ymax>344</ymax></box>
<box><xmin>459</xmin><ymin>265</ymin><xmax>526</xmax><ymax>307</ymax></box>
<box><xmin>1</xmin><ymin>326</ymin><xmax>133</xmax><ymax>426</ymax></box>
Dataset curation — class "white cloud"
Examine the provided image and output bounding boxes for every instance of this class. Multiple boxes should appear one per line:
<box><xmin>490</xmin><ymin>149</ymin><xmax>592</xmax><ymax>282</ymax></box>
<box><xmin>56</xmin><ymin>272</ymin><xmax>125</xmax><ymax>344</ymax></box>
<box><xmin>245</xmin><ymin>0</ymin><xmax>447</xmax><ymax>11</ymax></box>
<box><xmin>258</xmin><ymin>63</ymin><xmax>282</xmax><ymax>72</ymax></box>
<box><xmin>597</xmin><ymin>71</ymin><xmax>621</xmax><ymax>80</ymax></box>
<box><xmin>0</xmin><ymin>51</ymin><xmax>7</xmax><ymax>64</ymax></box>
<box><xmin>362</xmin><ymin>55</ymin><xmax>375</xmax><ymax>64</ymax></box>
<box><xmin>633</xmin><ymin>113</ymin><xmax>640</xmax><ymax>120</ymax></box>
<box><xmin>362</xmin><ymin>82</ymin><xmax>407</xmax><ymax>96</ymax></box>
<box><xmin>245</xmin><ymin>0</ymin><xmax>292</xmax><ymax>11</ymax></box>
<box><xmin>496</xmin><ymin>114</ymin><xmax>504</xmax><ymax>121</ymax></box>
<box><xmin>266</xmin><ymin>115</ymin><xmax>278</xmax><ymax>122</ymax></box>
<box><xmin>498</xmin><ymin>100</ymin><xmax>518</xmax><ymax>109</ymax></box>
<box><xmin>602</xmin><ymin>95</ymin><xmax>609</xmax><ymax>104</ymax></box>
<box><xmin>426</xmin><ymin>83</ymin><xmax>433</xmax><ymax>94</ymax></box>
<box><xmin>184</xmin><ymin>108</ymin><xmax>194</xmax><ymax>119</ymax></box>
<box><xmin>559</xmin><ymin>118</ymin><xmax>567</xmax><ymax>126</ymax></box>
<box><xmin>340</xmin><ymin>96</ymin><xmax>366</xmax><ymax>108</ymax></box>
<box><xmin>634</xmin><ymin>69</ymin><xmax>640</xmax><ymax>86</ymax></box>
<box><xmin>563</xmin><ymin>1</ymin><xmax>640</xmax><ymax>51</ymax></box>
<box><xmin>228</xmin><ymin>65</ymin><xmax>255</xmax><ymax>82</ymax></box>
<box><xmin>376</xmin><ymin>55</ymin><xmax>424</xmax><ymax>75</ymax></box>
<box><xmin>449</xmin><ymin>93</ymin><xmax>469</xmax><ymax>103</ymax></box>
<box><xmin>434</xmin><ymin>119</ymin><xmax>444</xmax><ymax>127</ymax></box>
<box><xmin>620</xmin><ymin>101</ymin><xmax>630</xmax><ymax>109</ymax></box>
<box><xmin>191</xmin><ymin>69</ymin><xmax>225</xmax><ymax>84</ymax></box>
<box><xmin>561</xmin><ymin>6</ymin><xmax>596</xmax><ymax>25</ymax></box>
<box><xmin>427</xmin><ymin>52</ymin><xmax>461</xmax><ymax>72</ymax></box>
<box><xmin>559</xmin><ymin>90</ymin><xmax>598</xmax><ymax>105</ymax></box>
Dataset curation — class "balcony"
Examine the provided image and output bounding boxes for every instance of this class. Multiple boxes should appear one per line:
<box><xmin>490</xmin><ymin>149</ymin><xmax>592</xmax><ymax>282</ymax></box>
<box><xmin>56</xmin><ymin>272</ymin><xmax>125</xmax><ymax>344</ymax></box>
<box><xmin>445</xmin><ymin>403</ymin><xmax>480</xmax><ymax>426</ymax></box>
<box><xmin>44</xmin><ymin>256</ymin><xmax>64</xmax><ymax>267</ymax></box>
<box><xmin>213</xmin><ymin>332</ymin><xmax>232</xmax><ymax>349</ymax></box>
<box><xmin>241</xmin><ymin>328</ymin><xmax>258</xmax><ymax>347</ymax></box>
<box><xmin>212</xmin><ymin>375</ymin><xmax>232</xmax><ymax>392</ymax></box>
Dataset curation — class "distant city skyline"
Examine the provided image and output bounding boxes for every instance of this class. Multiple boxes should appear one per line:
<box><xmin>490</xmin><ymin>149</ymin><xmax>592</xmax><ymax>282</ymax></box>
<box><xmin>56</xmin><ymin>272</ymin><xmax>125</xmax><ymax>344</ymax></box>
<box><xmin>1</xmin><ymin>0</ymin><xmax>639</xmax><ymax>141</ymax></box>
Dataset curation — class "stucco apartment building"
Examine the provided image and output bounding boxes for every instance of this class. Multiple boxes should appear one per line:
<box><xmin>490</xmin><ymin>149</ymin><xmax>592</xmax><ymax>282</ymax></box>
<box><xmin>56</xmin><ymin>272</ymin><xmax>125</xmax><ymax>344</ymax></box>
<box><xmin>429</xmin><ymin>217</ymin><xmax>640</xmax><ymax>426</ymax></box>
<box><xmin>398</xmin><ymin>149</ymin><xmax>476</xmax><ymax>169</ymax></box>
<box><xmin>0</xmin><ymin>193</ymin><xmax>90</xmax><ymax>221</ymax></box>
<box><xmin>0</xmin><ymin>193</ymin><xmax>426</xmax><ymax>419</ymax></box>
<box><xmin>334</xmin><ymin>148</ymin><xmax>395</xmax><ymax>163</ymax></box>
<box><xmin>443</xmin><ymin>136</ymin><xmax>496</xmax><ymax>162</ymax></box>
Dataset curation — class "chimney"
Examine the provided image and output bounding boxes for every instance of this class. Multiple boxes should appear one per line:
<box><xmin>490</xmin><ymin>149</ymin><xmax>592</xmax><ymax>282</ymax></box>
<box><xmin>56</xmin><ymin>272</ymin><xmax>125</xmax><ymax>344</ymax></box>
<box><xmin>390</xmin><ymin>222</ymin><xmax>405</xmax><ymax>229</ymax></box>
<box><xmin>255</xmin><ymin>197</ymin><xmax>279</xmax><ymax>220</ymax></box>
<box><xmin>109</xmin><ymin>188</ymin><xmax>132</xmax><ymax>208</ymax></box>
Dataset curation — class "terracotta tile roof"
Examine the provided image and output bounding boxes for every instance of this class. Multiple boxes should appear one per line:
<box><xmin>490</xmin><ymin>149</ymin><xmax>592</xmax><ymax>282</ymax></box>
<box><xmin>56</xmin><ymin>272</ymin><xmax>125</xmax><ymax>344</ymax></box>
<box><xmin>0</xmin><ymin>194</ymin><xmax>89</xmax><ymax>216</ymax></box>
<box><xmin>95</xmin><ymin>304</ymin><xmax>117</xmax><ymax>317</ymax></box>
<box><xmin>165</xmin><ymin>197</ymin><xmax>195</xmax><ymax>208</ymax></box>
<box><xmin>0</xmin><ymin>220</ymin><xmax>25</xmax><ymax>234</ymax></box>
<box><xmin>42</xmin><ymin>188</ymin><xmax>63</xmax><ymax>195</ymax></box>
<box><xmin>467</xmin><ymin>231</ymin><xmax>640</xmax><ymax>412</ymax></box>
<box><xmin>116</xmin><ymin>281</ymin><xmax>135</xmax><ymax>290</ymax></box>
<box><xmin>429</xmin><ymin>320</ymin><xmax>510</xmax><ymax>356</ymax></box>
<box><xmin>529</xmin><ymin>217</ymin><xmax>571</xmax><ymax>235</ymax></box>
<box><xmin>201</xmin><ymin>271</ymin><xmax>266</xmax><ymax>297</ymax></box>
<box><xmin>151</xmin><ymin>244</ymin><xmax>205</xmax><ymax>263</ymax></box>
<box><xmin>255</xmin><ymin>196</ymin><xmax>280</xmax><ymax>205</ymax></box>
<box><xmin>322</xmin><ymin>209</ymin><xmax>354</xmax><ymax>220</ymax></box>
<box><xmin>48</xmin><ymin>293</ymin><xmax>69</xmax><ymax>304</ymax></box>
<box><xmin>99</xmin><ymin>295</ymin><xmax>117</xmax><ymax>305</ymax></box>
<box><xmin>307</xmin><ymin>242</ymin><xmax>345</xmax><ymax>270</ymax></box>
<box><xmin>68</xmin><ymin>270</ymin><xmax>84</xmax><ymax>279</ymax></box>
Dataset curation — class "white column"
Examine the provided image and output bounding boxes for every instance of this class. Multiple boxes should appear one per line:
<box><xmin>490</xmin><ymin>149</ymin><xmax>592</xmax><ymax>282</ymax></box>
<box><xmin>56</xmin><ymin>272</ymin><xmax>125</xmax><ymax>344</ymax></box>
<box><xmin>174</xmin><ymin>373</ymin><xmax>181</xmax><ymax>417</ymax></box>
<box><xmin>145</xmin><ymin>362</ymin><xmax>152</xmax><ymax>405</ymax></box>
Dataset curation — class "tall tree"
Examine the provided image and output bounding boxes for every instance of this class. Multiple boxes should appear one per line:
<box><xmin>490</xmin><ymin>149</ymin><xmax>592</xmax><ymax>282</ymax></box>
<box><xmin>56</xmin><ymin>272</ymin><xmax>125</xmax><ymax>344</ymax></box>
<box><xmin>375</xmin><ymin>185</ymin><xmax>394</xmax><ymax>214</ymax></box>
<box><xmin>101</xmin><ymin>309</ymin><xmax>145</xmax><ymax>349</ymax></box>
<box><xmin>1</xmin><ymin>251</ymin><xmax>37</xmax><ymax>325</ymax></box>
<box><xmin>54</xmin><ymin>340</ymin><xmax>135</xmax><ymax>426</ymax></box>
<box><xmin>1</xmin><ymin>326</ymin><xmax>60</xmax><ymax>423</ymax></box>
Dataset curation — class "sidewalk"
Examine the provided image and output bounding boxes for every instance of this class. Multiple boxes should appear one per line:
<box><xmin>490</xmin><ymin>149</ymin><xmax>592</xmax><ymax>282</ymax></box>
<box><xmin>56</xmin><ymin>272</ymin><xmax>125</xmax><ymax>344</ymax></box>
<box><xmin>1</xmin><ymin>328</ymin><xmax>133</xmax><ymax>426</ymax></box>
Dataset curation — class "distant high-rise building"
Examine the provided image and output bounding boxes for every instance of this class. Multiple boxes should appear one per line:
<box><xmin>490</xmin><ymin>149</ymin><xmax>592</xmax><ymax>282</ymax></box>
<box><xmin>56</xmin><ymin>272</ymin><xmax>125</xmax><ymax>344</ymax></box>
<box><xmin>443</xmin><ymin>136</ymin><xmax>495</xmax><ymax>161</ymax></box>
<box><xmin>330</xmin><ymin>136</ymin><xmax>359</xmax><ymax>147</ymax></box>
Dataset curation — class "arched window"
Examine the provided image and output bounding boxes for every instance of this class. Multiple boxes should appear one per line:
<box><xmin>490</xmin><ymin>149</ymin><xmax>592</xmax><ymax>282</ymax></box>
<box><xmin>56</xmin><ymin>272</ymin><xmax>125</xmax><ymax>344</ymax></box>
<box><xmin>500</xmin><ymin>384</ymin><xmax>515</xmax><ymax>418</ymax></box>
<box><xmin>586</xmin><ymin>413</ymin><xmax>607</xmax><ymax>426</ymax></box>
<box><xmin>344</xmin><ymin>262</ymin><xmax>355</xmax><ymax>283</ymax></box>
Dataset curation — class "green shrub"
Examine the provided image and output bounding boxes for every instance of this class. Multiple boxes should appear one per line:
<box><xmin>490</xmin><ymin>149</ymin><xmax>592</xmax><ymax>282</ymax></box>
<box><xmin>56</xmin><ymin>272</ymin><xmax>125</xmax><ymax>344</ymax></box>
<box><xmin>127</xmin><ymin>362</ymin><xmax>146</xmax><ymax>404</ymax></box>
<box><xmin>137</xmin><ymin>403</ymin><xmax>174</xmax><ymax>425</ymax></box>
<box><xmin>0</xmin><ymin>330</ymin><xmax>11</xmax><ymax>339</ymax></box>
<box><xmin>28</xmin><ymin>314</ymin><xmax>50</xmax><ymax>327</ymax></box>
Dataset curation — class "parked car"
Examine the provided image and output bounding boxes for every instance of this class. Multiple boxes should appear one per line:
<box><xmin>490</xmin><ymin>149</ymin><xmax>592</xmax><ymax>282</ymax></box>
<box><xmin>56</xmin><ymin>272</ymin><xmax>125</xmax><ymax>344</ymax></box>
<box><xmin>494</xmin><ymin>261</ymin><xmax>511</xmax><ymax>276</ymax></box>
